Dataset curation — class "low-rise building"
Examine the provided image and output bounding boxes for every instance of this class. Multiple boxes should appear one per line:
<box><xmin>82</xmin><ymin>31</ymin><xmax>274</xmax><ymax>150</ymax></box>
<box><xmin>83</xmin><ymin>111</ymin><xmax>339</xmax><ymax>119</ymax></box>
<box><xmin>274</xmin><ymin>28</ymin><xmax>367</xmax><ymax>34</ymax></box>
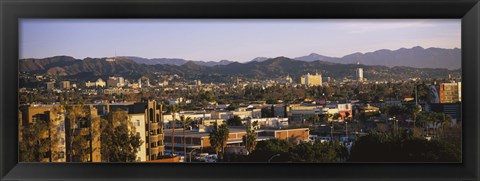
<box><xmin>163</xmin><ymin>126</ymin><xmax>309</xmax><ymax>152</ymax></box>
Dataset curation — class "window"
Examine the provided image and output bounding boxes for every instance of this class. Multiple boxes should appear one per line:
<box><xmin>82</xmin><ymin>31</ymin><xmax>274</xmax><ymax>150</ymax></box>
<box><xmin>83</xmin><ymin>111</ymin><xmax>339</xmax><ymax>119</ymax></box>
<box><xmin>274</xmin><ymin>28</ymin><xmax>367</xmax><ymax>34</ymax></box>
<box><xmin>58</xmin><ymin>151</ymin><xmax>65</xmax><ymax>159</ymax></box>
<box><xmin>60</xmin><ymin>138</ymin><xmax>65</xmax><ymax>145</ymax></box>
<box><xmin>32</xmin><ymin>115</ymin><xmax>41</xmax><ymax>123</ymax></box>
<box><xmin>137</xmin><ymin>157</ymin><xmax>141</xmax><ymax>162</ymax></box>
<box><xmin>149</xmin><ymin>108</ymin><xmax>154</xmax><ymax>122</ymax></box>
<box><xmin>136</xmin><ymin>120</ymin><xmax>141</xmax><ymax>126</ymax></box>
<box><xmin>58</xmin><ymin>121</ymin><xmax>65</xmax><ymax>131</ymax></box>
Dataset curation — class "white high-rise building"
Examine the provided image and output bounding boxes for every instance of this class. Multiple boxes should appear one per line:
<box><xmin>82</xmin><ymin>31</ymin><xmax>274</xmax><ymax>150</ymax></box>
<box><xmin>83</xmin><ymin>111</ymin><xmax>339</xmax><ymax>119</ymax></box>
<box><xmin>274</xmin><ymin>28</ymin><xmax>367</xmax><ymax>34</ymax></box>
<box><xmin>356</xmin><ymin>68</ymin><xmax>364</xmax><ymax>81</ymax></box>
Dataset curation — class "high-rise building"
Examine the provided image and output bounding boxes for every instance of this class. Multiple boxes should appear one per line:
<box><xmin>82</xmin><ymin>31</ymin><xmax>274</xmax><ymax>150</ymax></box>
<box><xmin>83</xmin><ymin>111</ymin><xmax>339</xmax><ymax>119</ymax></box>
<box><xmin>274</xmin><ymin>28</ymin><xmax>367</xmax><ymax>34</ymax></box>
<box><xmin>19</xmin><ymin>105</ymin><xmax>67</xmax><ymax>162</ymax></box>
<box><xmin>46</xmin><ymin>82</ymin><xmax>55</xmax><ymax>90</ymax></box>
<box><xmin>300</xmin><ymin>76</ymin><xmax>306</xmax><ymax>85</ymax></box>
<box><xmin>129</xmin><ymin>114</ymin><xmax>147</xmax><ymax>162</ymax></box>
<box><xmin>132</xmin><ymin>100</ymin><xmax>165</xmax><ymax>160</ymax></box>
<box><xmin>300</xmin><ymin>72</ymin><xmax>322</xmax><ymax>86</ymax></box>
<box><xmin>355</xmin><ymin>67</ymin><xmax>364</xmax><ymax>81</ymax></box>
<box><xmin>64</xmin><ymin>105</ymin><xmax>101</xmax><ymax>162</ymax></box>
<box><xmin>60</xmin><ymin>81</ymin><xmax>70</xmax><ymax>89</ymax></box>
<box><xmin>439</xmin><ymin>82</ymin><xmax>462</xmax><ymax>103</ymax></box>
<box><xmin>107</xmin><ymin>77</ymin><xmax>118</xmax><ymax>87</ymax></box>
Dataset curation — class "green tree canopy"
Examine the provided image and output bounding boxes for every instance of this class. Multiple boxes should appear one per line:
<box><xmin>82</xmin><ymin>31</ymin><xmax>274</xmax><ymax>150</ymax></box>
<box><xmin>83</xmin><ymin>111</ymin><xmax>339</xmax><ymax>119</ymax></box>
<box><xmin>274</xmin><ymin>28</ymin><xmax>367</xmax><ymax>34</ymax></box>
<box><xmin>227</xmin><ymin>115</ymin><xmax>243</xmax><ymax>126</ymax></box>
<box><xmin>349</xmin><ymin>130</ymin><xmax>460</xmax><ymax>162</ymax></box>
<box><xmin>101</xmin><ymin>111</ymin><xmax>143</xmax><ymax>162</ymax></box>
<box><xmin>209</xmin><ymin>122</ymin><xmax>230</xmax><ymax>160</ymax></box>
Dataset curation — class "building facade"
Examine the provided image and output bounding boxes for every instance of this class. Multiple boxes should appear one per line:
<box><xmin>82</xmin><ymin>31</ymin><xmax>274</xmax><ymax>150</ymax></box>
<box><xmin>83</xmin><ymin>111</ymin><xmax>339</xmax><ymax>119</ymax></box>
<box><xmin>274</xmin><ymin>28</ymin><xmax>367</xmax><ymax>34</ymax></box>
<box><xmin>300</xmin><ymin>72</ymin><xmax>322</xmax><ymax>86</ymax></box>
<box><xmin>19</xmin><ymin>105</ymin><xmax>67</xmax><ymax>162</ymax></box>
<box><xmin>356</xmin><ymin>67</ymin><xmax>364</xmax><ymax>81</ymax></box>
<box><xmin>439</xmin><ymin>82</ymin><xmax>461</xmax><ymax>103</ymax></box>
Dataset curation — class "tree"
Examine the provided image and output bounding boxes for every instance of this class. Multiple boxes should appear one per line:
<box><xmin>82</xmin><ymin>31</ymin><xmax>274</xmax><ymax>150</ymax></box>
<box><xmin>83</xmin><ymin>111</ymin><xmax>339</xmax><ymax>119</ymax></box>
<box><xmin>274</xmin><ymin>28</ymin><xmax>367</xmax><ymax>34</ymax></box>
<box><xmin>101</xmin><ymin>111</ymin><xmax>143</xmax><ymax>162</ymax></box>
<box><xmin>20</xmin><ymin>106</ymin><xmax>64</xmax><ymax>162</ymax></box>
<box><xmin>247</xmin><ymin>139</ymin><xmax>293</xmax><ymax>162</ymax></box>
<box><xmin>180</xmin><ymin>115</ymin><xmax>193</xmax><ymax>158</ymax></box>
<box><xmin>226</xmin><ymin>104</ymin><xmax>237</xmax><ymax>111</ymax></box>
<box><xmin>306</xmin><ymin>115</ymin><xmax>321</xmax><ymax>125</ymax></box>
<box><xmin>242</xmin><ymin>123</ymin><xmax>257</xmax><ymax>154</ymax></box>
<box><xmin>289</xmin><ymin>141</ymin><xmax>345</xmax><ymax>162</ymax></box>
<box><xmin>209</xmin><ymin>122</ymin><xmax>230</xmax><ymax>160</ymax></box>
<box><xmin>349</xmin><ymin>130</ymin><xmax>460</xmax><ymax>162</ymax></box>
<box><xmin>227</xmin><ymin>115</ymin><xmax>243</xmax><ymax>126</ymax></box>
<box><xmin>66</xmin><ymin>105</ymin><xmax>88</xmax><ymax>162</ymax></box>
<box><xmin>19</xmin><ymin>116</ymin><xmax>52</xmax><ymax>162</ymax></box>
<box><xmin>165</xmin><ymin>104</ymin><xmax>179</xmax><ymax>154</ymax></box>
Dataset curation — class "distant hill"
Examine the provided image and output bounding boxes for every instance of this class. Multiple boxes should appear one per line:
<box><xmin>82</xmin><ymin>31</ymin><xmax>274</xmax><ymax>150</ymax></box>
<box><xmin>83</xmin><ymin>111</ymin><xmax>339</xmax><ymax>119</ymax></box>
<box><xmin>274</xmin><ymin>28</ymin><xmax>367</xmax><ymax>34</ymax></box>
<box><xmin>20</xmin><ymin>56</ymin><xmax>151</xmax><ymax>80</ymax></box>
<box><xmin>19</xmin><ymin>55</ymin><xmax>460</xmax><ymax>83</ymax></box>
<box><xmin>250</xmin><ymin>57</ymin><xmax>271</xmax><ymax>62</ymax></box>
<box><xmin>122</xmin><ymin>56</ymin><xmax>234</xmax><ymax>67</ymax></box>
<box><xmin>294</xmin><ymin>53</ymin><xmax>338</xmax><ymax>62</ymax></box>
<box><xmin>293</xmin><ymin>46</ymin><xmax>461</xmax><ymax>69</ymax></box>
<box><xmin>108</xmin><ymin>46</ymin><xmax>462</xmax><ymax>69</ymax></box>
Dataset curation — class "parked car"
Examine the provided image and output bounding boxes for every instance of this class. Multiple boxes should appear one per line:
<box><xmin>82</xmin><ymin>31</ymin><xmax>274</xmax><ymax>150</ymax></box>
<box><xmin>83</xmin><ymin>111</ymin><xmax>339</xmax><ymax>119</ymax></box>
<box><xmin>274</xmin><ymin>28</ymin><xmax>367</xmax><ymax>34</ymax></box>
<box><xmin>319</xmin><ymin>136</ymin><xmax>332</xmax><ymax>143</ymax></box>
<box><xmin>194</xmin><ymin>153</ymin><xmax>209</xmax><ymax>162</ymax></box>
<box><xmin>205</xmin><ymin>154</ymin><xmax>218</xmax><ymax>162</ymax></box>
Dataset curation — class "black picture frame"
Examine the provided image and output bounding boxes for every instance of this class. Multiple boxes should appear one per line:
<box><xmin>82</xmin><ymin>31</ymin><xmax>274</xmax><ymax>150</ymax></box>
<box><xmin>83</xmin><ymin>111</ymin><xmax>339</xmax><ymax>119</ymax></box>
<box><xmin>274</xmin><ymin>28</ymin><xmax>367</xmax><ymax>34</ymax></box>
<box><xmin>1</xmin><ymin>0</ymin><xmax>479</xmax><ymax>180</ymax></box>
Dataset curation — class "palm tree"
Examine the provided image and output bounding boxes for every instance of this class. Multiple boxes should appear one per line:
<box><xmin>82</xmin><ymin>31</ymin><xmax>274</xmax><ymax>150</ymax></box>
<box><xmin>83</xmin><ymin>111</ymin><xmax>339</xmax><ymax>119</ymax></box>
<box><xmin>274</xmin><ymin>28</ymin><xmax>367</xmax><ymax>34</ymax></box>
<box><xmin>209</xmin><ymin>122</ymin><xmax>229</xmax><ymax>160</ymax></box>
<box><xmin>165</xmin><ymin>105</ymin><xmax>179</xmax><ymax>155</ymax></box>
<box><xmin>242</xmin><ymin>122</ymin><xmax>257</xmax><ymax>154</ymax></box>
<box><xmin>180</xmin><ymin>115</ymin><xmax>193</xmax><ymax>158</ymax></box>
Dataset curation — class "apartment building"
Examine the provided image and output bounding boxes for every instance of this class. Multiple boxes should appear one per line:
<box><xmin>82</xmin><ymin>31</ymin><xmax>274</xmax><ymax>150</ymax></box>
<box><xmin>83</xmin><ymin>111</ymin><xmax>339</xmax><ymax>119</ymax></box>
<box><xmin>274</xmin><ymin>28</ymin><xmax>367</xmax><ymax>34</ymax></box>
<box><xmin>19</xmin><ymin>105</ymin><xmax>67</xmax><ymax>162</ymax></box>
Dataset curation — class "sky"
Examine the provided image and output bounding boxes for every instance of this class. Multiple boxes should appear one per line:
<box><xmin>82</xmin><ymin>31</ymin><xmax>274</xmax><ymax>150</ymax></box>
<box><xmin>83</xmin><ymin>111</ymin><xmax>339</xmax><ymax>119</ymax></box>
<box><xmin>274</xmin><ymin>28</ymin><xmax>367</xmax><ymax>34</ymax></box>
<box><xmin>19</xmin><ymin>19</ymin><xmax>461</xmax><ymax>62</ymax></box>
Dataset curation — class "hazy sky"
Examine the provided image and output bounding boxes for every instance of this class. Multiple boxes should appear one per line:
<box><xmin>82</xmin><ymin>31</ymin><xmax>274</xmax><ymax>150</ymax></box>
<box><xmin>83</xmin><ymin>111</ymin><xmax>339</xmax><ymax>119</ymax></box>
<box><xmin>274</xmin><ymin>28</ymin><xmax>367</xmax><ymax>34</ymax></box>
<box><xmin>20</xmin><ymin>19</ymin><xmax>460</xmax><ymax>62</ymax></box>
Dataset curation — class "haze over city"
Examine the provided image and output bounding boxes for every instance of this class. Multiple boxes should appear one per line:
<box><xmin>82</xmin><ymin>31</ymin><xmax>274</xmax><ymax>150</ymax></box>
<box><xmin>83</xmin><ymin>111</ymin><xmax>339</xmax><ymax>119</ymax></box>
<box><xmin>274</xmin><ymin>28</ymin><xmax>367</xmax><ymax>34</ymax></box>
<box><xmin>20</xmin><ymin>19</ymin><xmax>460</xmax><ymax>62</ymax></box>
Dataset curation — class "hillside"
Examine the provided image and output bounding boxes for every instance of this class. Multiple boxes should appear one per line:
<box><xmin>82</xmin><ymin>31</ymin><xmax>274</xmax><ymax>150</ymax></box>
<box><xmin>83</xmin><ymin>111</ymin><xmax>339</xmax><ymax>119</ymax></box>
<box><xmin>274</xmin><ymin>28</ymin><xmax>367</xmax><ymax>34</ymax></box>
<box><xmin>19</xmin><ymin>56</ymin><xmax>461</xmax><ymax>83</ymax></box>
<box><xmin>294</xmin><ymin>46</ymin><xmax>461</xmax><ymax>69</ymax></box>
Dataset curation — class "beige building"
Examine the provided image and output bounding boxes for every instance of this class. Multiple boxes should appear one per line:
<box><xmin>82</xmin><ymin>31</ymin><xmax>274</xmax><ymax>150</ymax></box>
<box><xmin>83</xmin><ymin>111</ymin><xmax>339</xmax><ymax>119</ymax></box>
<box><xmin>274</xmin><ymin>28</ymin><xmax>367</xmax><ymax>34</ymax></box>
<box><xmin>300</xmin><ymin>72</ymin><xmax>322</xmax><ymax>86</ymax></box>
<box><xmin>163</xmin><ymin>126</ymin><xmax>309</xmax><ymax>152</ymax></box>
<box><xmin>439</xmin><ymin>82</ymin><xmax>461</xmax><ymax>103</ymax></box>
<box><xmin>86</xmin><ymin>78</ymin><xmax>106</xmax><ymax>88</ymax></box>
<box><xmin>65</xmin><ymin>105</ymin><xmax>102</xmax><ymax>162</ymax></box>
<box><xmin>60</xmin><ymin>81</ymin><xmax>70</xmax><ymax>89</ymax></box>
<box><xmin>135</xmin><ymin>101</ymin><xmax>165</xmax><ymax>160</ymax></box>
<box><xmin>19</xmin><ymin>105</ymin><xmax>67</xmax><ymax>162</ymax></box>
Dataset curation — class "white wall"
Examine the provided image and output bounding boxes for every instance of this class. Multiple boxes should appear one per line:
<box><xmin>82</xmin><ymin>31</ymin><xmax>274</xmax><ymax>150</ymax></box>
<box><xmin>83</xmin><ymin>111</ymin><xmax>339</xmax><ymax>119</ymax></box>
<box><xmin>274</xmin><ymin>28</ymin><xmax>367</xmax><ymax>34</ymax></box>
<box><xmin>130</xmin><ymin>114</ymin><xmax>146</xmax><ymax>162</ymax></box>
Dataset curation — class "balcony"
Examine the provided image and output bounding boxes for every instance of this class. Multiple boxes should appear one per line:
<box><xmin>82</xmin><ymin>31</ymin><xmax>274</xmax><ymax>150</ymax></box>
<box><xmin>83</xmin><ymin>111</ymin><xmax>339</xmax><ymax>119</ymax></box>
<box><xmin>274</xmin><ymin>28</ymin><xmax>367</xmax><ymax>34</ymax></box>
<box><xmin>72</xmin><ymin>128</ymin><xmax>89</xmax><ymax>136</ymax></box>
<box><xmin>149</xmin><ymin>122</ymin><xmax>158</xmax><ymax>131</ymax></box>
<box><xmin>150</xmin><ymin>147</ymin><xmax>159</xmax><ymax>156</ymax></box>
<box><xmin>149</xmin><ymin>135</ymin><xmax>159</xmax><ymax>143</ymax></box>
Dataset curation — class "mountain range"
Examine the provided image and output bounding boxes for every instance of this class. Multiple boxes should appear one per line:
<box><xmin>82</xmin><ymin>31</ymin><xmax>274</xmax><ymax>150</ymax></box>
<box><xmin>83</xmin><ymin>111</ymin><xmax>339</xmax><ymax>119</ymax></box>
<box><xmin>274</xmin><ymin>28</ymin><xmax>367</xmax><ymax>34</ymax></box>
<box><xmin>121</xmin><ymin>56</ymin><xmax>235</xmax><ymax>67</ymax></box>
<box><xmin>114</xmin><ymin>46</ymin><xmax>460</xmax><ymax>70</ymax></box>
<box><xmin>19</xmin><ymin>53</ymin><xmax>460</xmax><ymax>83</ymax></box>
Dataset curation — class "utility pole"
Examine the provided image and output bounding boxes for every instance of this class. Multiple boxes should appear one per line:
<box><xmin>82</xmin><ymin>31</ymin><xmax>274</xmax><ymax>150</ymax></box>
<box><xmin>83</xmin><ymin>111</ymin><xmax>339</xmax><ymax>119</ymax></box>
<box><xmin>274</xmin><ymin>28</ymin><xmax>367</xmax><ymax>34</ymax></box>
<box><xmin>345</xmin><ymin>121</ymin><xmax>348</xmax><ymax>138</ymax></box>
<box><xmin>330</xmin><ymin>125</ymin><xmax>334</xmax><ymax>139</ymax></box>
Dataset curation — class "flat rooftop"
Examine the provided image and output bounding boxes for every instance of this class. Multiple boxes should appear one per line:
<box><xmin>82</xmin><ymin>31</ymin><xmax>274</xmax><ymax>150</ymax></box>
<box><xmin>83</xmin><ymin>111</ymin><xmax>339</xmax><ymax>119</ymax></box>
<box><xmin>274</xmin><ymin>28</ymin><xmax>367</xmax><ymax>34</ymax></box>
<box><xmin>163</xmin><ymin>127</ymin><xmax>309</xmax><ymax>138</ymax></box>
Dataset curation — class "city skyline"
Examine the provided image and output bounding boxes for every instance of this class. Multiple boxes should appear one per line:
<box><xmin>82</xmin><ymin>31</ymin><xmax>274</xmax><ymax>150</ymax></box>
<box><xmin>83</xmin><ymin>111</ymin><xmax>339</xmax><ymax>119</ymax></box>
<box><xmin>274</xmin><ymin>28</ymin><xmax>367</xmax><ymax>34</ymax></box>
<box><xmin>20</xmin><ymin>19</ymin><xmax>460</xmax><ymax>62</ymax></box>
